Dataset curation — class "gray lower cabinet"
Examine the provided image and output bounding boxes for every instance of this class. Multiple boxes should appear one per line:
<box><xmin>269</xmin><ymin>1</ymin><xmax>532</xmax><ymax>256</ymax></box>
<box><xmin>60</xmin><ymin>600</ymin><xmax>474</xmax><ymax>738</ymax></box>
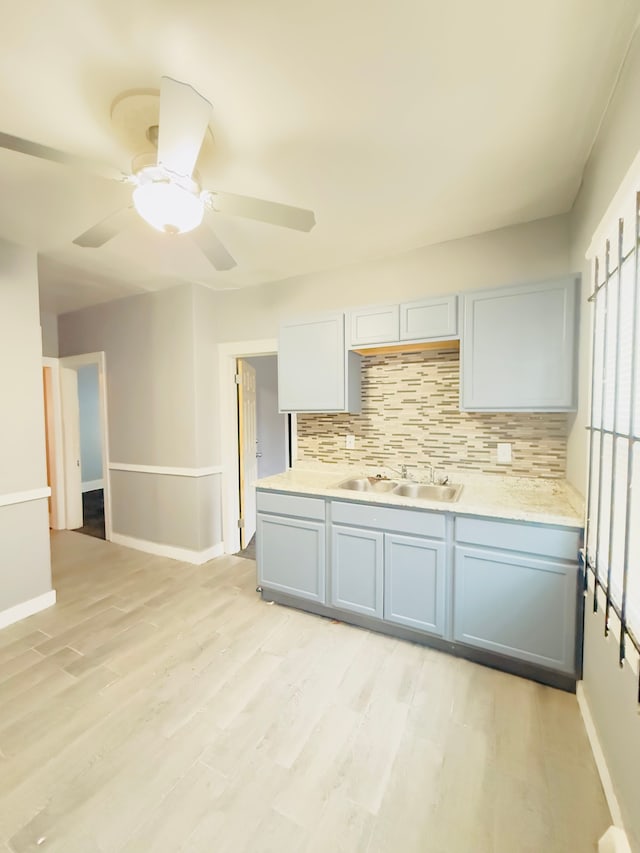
<box><xmin>331</xmin><ymin>525</ymin><xmax>384</xmax><ymax>617</ymax></box>
<box><xmin>384</xmin><ymin>534</ymin><xmax>446</xmax><ymax>636</ymax></box>
<box><xmin>257</xmin><ymin>513</ymin><xmax>326</xmax><ymax>603</ymax></box>
<box><xmin>453</xmin><ymin>545</ymin><xmax>577</xmax><ymax>673</ymax></box>
<box><xmin>257</xmin><ymin>489</ymin><xmax>581</xmax><ymax>686</ymax></box>
<box><xmin>330</xmin><ymin>523</ymin><xmax>446</xmax><ymax>636</ymax></box>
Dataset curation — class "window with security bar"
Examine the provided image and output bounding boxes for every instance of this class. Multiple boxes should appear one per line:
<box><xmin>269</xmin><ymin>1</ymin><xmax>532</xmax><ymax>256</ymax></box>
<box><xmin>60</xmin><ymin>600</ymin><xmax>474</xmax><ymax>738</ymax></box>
<box><xmin>585</xmin><ymin>193</ymin><xmax>640</xmax><ymax>686</ymax></box>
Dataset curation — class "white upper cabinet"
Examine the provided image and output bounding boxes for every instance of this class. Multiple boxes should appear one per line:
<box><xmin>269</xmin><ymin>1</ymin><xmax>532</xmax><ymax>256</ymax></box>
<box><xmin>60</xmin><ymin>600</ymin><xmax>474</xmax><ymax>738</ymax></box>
<box><xmin>460</xmin><ymin>276</ymin><xmax>579</xmax><ymax>412</ymax></box>
<box><xmin>348</xmin><ymin>294</ymin><xmax>458</xmax><ymax>348</ymax></box>
<box><xmin>349</xmin><ymin>304</ymin><xmax>399</xmax><ymax>347</ymax></box>
<box><xmin>400</xmin><ymin>294</ymin><xmax>458</xmax><ymax>341</ymax></box>
<box><xmin>278</xmin><ymin>312</ymin><xmax>361</xmax><ymax>413</ymax></box>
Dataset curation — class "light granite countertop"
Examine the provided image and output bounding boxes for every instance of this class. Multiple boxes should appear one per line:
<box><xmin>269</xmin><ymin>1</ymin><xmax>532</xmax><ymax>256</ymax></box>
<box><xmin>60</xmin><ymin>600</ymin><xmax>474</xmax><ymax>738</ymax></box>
<box><xmin>256</xmin><ymin>462</ymin><xmax>585</xmax><ymax>528</ymax></box>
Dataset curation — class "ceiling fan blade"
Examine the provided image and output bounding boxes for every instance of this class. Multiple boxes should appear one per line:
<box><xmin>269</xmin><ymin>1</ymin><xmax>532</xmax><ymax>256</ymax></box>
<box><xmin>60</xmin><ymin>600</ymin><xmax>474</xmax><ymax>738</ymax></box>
<box><xmin>191</xmin><ymin>222</ymin><xmax>237</xmax><ymax>271</ymax></box>
<box><xmin>73</xmin><ymin>206</ymin><xmax>136</xmax><ymax>248</ymax></box>
<box><xmin>205</xmin><ymin>190</ymin><xmax>316</xmax><ymax>232</ymax></box>
<box><xmin>0</xmin><ymin>131</ymin><xmax>127</xmax><ymax>182</ymax></box>
<box><xmin>157</xmin><ymin>77</ymin><xmax>212</xmax><ymax>179</ymax></box>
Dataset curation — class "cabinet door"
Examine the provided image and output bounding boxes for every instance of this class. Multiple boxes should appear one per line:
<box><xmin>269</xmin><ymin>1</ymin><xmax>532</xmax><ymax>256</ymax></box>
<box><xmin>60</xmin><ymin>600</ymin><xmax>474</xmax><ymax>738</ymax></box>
<box><xmin>461</xmin><ymin>277</ymin><xmax>578</xmax><ymax>411</ymax></box>
<box><xmin>278</xmin><ymin>313</ymin><xmax>344</xmax><ymax>412</ymax></box>
<box><xmin>331</xmin><ymin>525</ymin><xmax>383</xmax><ymax>618</ymax></box>
<box><xmin>349</xmin><ymin>304</ymin><xmax>399</xmax><ymax>347</ymax></box>
<box><xmin>400</xmin><ymin>295</ymin><xmax>458</xmax><ymax>341</ymax></box>
<box><xmin>278</xmin><ymin>314</ymin><xmax>361</xmax><ymax>413</ymax></box>
<box><xmin>257</xmin><ymin>513</ymin><xmax>326</xmax><ymax>603</ymax></box>
<box><xmin>384</xmin><ymin>534</ymin><xmax>446</xmax><ymax>636</ymax></box>
<box><xmin>453</xmin><ymin>545</ymin><xmax>577</xmax><ymax>673</ymax></box>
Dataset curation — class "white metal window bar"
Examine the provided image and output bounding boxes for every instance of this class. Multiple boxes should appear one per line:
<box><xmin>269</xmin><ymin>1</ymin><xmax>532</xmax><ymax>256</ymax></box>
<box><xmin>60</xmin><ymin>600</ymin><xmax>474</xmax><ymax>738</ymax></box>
<box><xmin>585</xmin><ymin>192</ymin><xmax>640</xmax><ymax>702</ymax></box>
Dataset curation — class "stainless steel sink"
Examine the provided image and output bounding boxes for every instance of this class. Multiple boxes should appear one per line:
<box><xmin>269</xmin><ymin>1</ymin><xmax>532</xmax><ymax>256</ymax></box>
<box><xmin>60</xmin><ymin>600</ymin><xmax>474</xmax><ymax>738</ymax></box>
<box><xmin>392</xmin><ymin>482</ymin><xmax>463</xmax><ymax>502</ymax></box>
<box><xmin>335</xmin><ymin>477</ymin><xmax>463</xmax><ymax>502</ymax></box>
<box><xmin>335</xmin><ymin>477</ymin><xmax>400</xmax><ymax>493</ymax></box>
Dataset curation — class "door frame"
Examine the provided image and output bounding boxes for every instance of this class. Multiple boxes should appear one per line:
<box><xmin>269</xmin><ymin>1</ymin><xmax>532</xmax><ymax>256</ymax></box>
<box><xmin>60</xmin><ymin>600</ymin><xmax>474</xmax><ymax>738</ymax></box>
<box><xmin>218</xmin><ymin>338</ymin><xmax>296</xmax><ymax>554</ymax></box>
<box><xmin>58</xmin><ymin>352</ymin><xmax>112</xmax><ymax>541</ymax></box>
<box><xmin>237</xmin><ymin>358</ymin><xmax>257</xmax><ymax>550</ymax></box>
<box><xmin>42</xmin><ymin>357</ymin><xmax>66</xmax><ymax>529</ymax></box>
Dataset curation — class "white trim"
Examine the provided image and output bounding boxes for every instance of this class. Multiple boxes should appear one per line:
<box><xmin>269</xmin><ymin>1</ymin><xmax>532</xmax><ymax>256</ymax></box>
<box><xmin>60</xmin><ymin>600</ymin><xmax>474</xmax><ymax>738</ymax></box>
<box><xmin>0</xmin><ymin>590</ymin><xmax>57</xmax><ymax>631</ymax></box>
<box><xmin>108</xmin><ymin>463</ymin><xmax>223</xmax><ymax>477</ymax></box>
<box><xmin>218</xmin><ymin>339</ymin><xmax>279</xmax><ymax>555</ymax></box>
<box><xmin>0</xmin><ymin>487</ymin><xmax>51</xmax><ymax>509</ymax></box>
<box><xmin>110</xmin><ymin>532</ymin><xmax>224</xmax><ymax>565</ymax></box>
<box><xmin>577</xmin><ymin>683</ymin><xmax>628</xmax><ymax>833</ymax></box>
<box><xmin>57</xmin><ymin>352</ymin><xmax>104</xmax><ymax>369</ymax></box>
<box><xmin>82</xmin><ymin>479</ymin><xmax>104</xmax><ymax>493</ymax></box>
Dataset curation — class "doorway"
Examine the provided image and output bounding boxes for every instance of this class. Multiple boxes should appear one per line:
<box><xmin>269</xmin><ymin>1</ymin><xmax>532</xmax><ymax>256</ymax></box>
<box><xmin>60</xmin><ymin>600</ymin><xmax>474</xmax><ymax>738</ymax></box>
<box><xmin>42</xmin><ymin>352</ymin><xmax>112</xmax><ymax>540</ymax></box>
<box><xmin>218</xmin><ymin>338</ymin><xmax>295</xmax><ymax>556</ymax></box>
<box><xmin>237</xmin><ymin>355</ymin><xmax>291</xmax><ymax>560</ymax></box>
<box><xmin>74</xmin><ymin>363</ymin><xmax>106</xmax><ymax>539</ymax></box>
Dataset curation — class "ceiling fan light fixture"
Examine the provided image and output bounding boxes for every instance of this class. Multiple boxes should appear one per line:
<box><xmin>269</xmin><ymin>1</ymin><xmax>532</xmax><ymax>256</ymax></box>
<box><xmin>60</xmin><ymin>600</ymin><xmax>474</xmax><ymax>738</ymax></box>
<box><xmin>133</xmin><ymin>178</ymin><xmax>204</xmax><ymax>235</ymax></box>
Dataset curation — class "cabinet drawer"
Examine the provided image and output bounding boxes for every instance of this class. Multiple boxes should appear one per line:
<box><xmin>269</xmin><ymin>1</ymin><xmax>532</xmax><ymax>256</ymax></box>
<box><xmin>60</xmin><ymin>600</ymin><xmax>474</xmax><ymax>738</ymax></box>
<box><xmin>455</xmin><ymin>516</ymin><xmax>580</xmax><ymax>561</ymax></box>
<box><xmin>257</xmin><ymin>490</ymin><xmax>326</xmax><ymax>521</ymax></box>
<box><xmin>331</xmin><ymin>501</ymin><xmax>445</xmax><ymax>539</ymax></box>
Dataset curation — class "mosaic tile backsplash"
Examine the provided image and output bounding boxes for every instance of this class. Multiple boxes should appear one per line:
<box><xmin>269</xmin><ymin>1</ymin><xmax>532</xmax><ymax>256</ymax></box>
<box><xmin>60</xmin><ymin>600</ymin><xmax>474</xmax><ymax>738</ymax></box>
<box><xmin>296</xmin><ymin>349</ymin><xmax>568</xmax><ymax>479</ymax></box>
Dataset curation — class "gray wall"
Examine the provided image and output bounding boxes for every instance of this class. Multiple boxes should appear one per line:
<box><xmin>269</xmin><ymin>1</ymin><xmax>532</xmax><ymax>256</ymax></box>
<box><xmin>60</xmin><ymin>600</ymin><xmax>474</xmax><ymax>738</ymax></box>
<box><xmin>40</xmin><ymin>311</ymin><xmax>59</xmax><ymax>358</ymax></box>
<box><xmin>59</xmin><ymin>286</ymin><xmax>198</xmax><ymax>468</ymax></box>
<box><xmin>77</xmin><ymin>364</ymin><xmax>103</xmax><ymax>485</ymax></box>
<box><xmin>246</xmin><ymin>356</ymin><xmax>288</xmax><ymax>479</ymax></box>
<box><xmin>569</xmin><ymin>27</ymin><xmax>640</xmax><ymax>853</ymax></box>
<box><xmin>58</xmin><ymin>284</ymin><xmax>221</xmax><ymax>554</ymax></box>
<box><xmin>0</xmin><ymin>239</ymin><xmax>52</xmax><ymax>612</ymax></box>
<box><xmin>209</xmin><ymin>214</ymin><xmax>571</xmax><ymax>345</ymax></box>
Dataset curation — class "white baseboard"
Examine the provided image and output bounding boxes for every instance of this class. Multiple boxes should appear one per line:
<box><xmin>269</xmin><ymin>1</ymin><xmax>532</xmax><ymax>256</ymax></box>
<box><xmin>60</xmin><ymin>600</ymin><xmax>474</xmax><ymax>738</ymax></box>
<box><xmin>0</xmin><ymin>589</ymin><xmax>57</xmax><ymax>631</ymax></box>
<box><xmin>110</xmin><ymin>533</ymin><xmax>224</xmax><ymax>565</ymax></box>
<box><xmin>82</xmin><ymin>479</ymin><xmax>104</xmax><ymax>493</ymax></box>
<box><xmin>577</xmin><ymin>684</ymin><xmax>631</xmax><ymax>851</ymax></box>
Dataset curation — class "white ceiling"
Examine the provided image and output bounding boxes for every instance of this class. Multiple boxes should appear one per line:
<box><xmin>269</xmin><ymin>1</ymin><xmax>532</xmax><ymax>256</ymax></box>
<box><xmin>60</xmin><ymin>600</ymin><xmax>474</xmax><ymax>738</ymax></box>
<box><xmin>0</xmin><ymin>0</ymin><xmax>637</xmax><ymax>315</ymax></box>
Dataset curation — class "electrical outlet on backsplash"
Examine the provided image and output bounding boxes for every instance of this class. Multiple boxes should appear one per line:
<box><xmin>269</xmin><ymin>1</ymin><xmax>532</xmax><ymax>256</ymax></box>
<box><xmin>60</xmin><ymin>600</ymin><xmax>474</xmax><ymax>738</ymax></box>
<box><xmin>296</xmin><ymin>349</ymin><xmax>568</xmax><ymax>479</ymax></box>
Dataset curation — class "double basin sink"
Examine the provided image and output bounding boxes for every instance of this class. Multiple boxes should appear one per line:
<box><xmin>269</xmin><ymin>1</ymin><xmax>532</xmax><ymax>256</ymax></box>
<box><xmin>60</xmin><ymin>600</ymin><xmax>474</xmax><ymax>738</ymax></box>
<box><xmin>335</xmin><ymin>477</ymin><xmax>463</xmax><ymax>503</ymax></box>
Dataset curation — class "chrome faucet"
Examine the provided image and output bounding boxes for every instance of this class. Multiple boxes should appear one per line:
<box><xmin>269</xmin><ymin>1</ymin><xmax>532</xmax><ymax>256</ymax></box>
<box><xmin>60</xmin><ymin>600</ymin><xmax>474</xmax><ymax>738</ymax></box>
<box><xmin>386</xmin><ymin>463</ymin><xmax>413</xmax><ymax>480</ymax></box>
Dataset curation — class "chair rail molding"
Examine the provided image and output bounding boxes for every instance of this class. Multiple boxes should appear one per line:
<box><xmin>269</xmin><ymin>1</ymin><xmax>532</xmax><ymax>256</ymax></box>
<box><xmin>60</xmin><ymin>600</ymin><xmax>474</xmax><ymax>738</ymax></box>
<box><xmin>0</xmin><ymin>486</ymin><xmax>51</xmax><ymax>508</ymax></box>
<box><xmin>108</xmin><ymin>463</ymin><xmax>223</xmax><ymax>477</ymax></box>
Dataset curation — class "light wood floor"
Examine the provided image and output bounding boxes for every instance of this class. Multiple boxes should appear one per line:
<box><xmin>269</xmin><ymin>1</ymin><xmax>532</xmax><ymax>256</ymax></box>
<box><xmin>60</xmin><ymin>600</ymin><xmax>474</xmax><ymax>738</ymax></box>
<box><xmin>0</xmin><ymin>531</ymin><xmax>610</xmax><ymax>852</ymax></box>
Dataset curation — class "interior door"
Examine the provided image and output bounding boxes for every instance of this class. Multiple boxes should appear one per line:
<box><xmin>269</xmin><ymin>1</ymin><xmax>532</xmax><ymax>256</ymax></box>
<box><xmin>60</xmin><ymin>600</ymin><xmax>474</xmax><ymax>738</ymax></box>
<box><xmin>60</xmin><ymin>366</ymin><xmax>83</xmax><ymax>530</ymax></box>
<box><xmin>238</xmin><ymin>359</ymin><xmax>258</xmax><ymax>548</ymax></box>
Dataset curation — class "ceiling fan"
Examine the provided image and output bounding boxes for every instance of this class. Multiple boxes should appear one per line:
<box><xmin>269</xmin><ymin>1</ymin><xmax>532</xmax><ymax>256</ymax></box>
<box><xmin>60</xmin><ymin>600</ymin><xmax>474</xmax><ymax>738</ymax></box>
<box><xmin>0</xmin><ymin>76</ymin><xmax>316</xmax><ymax>271</ymax></box>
